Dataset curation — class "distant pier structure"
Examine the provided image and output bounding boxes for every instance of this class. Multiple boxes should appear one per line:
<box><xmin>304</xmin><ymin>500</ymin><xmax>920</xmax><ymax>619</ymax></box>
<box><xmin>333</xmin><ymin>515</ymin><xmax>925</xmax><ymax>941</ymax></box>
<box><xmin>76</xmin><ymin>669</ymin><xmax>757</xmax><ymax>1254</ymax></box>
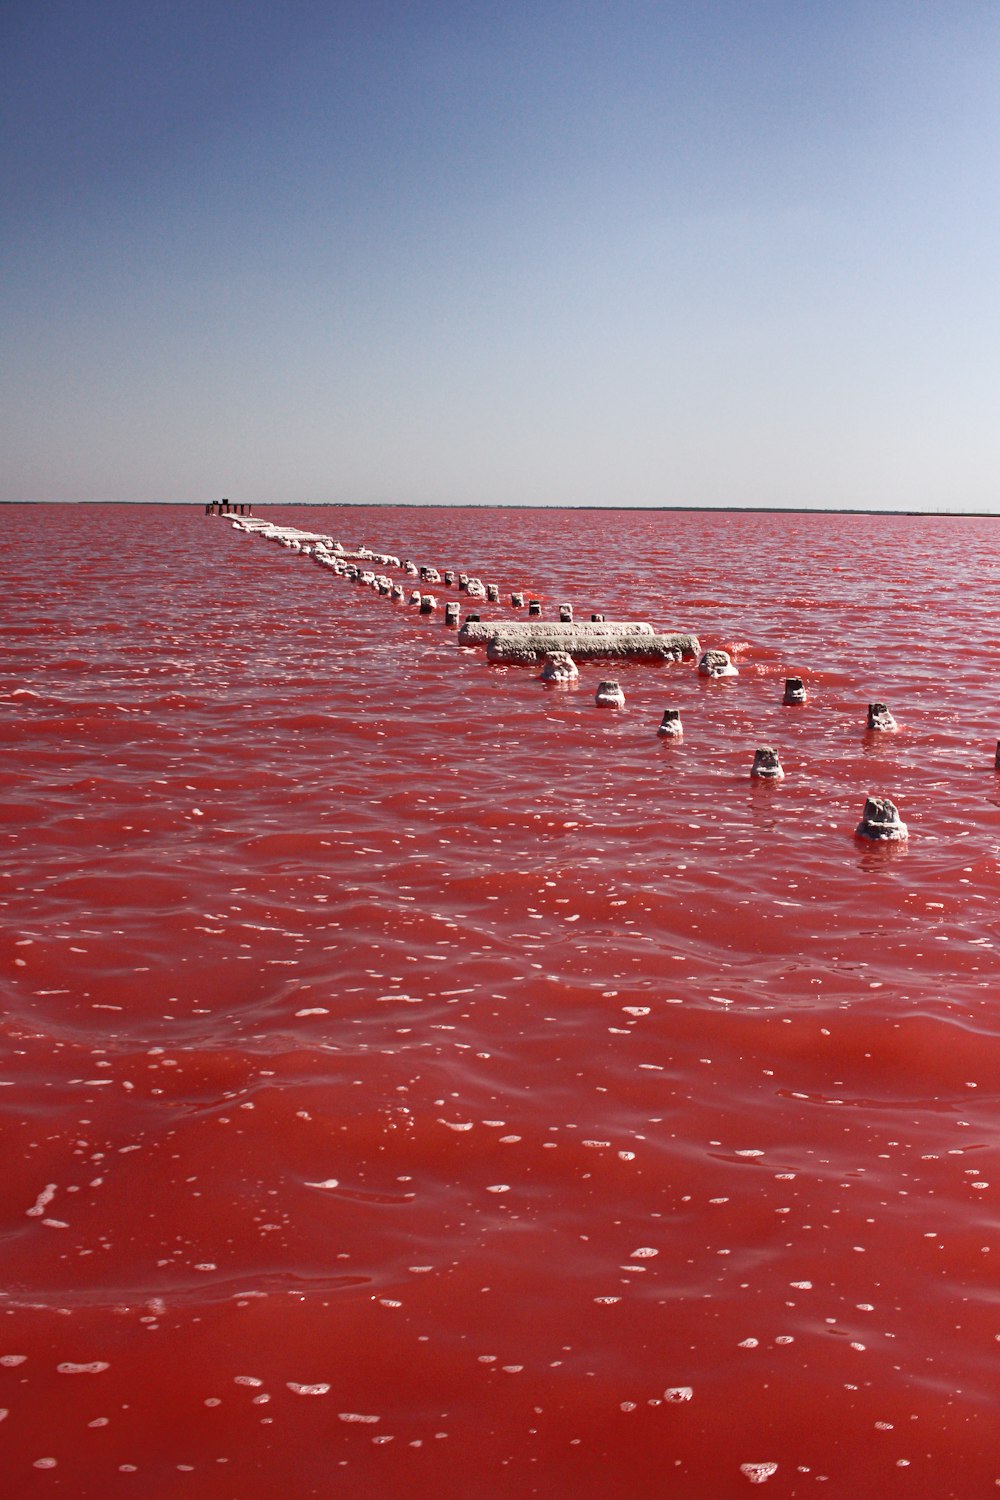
<box><xmin>205</xmin><ymin>497</ymin><xmax>252</xmax><ymax>515</ymax></box>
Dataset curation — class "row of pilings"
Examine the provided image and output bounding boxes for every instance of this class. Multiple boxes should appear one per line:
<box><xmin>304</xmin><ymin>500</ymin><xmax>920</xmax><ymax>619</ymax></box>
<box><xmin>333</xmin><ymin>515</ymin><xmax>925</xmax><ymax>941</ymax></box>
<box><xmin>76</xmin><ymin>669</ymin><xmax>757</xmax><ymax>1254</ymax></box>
<box><xmin>213</xmin><ymin>510</ymin><xmax>999</xmax><ymax>843</ymax></box>
<box><xmin>206</xmin><ymin>498</ymin><xmax>252</xmax><ymax>515</ymax></box>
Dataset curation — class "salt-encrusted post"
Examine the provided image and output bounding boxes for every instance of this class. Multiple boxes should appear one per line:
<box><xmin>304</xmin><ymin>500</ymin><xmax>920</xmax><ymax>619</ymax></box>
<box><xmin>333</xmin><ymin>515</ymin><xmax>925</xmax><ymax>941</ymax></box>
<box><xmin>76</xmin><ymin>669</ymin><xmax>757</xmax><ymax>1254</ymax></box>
<box><xmin>856</xmin><ymin>796</ymin><xmax>908</xmax><ymax>841</ymax></box>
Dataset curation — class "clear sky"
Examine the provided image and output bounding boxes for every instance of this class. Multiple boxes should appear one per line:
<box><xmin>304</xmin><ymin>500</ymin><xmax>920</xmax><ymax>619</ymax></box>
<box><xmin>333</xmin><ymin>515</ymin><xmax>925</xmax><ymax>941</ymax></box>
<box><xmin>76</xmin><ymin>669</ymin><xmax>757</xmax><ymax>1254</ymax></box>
<box><xmin>3</xmin><ymin>1</ymin><xmax>998</xmax><ymax>509</ymax></box>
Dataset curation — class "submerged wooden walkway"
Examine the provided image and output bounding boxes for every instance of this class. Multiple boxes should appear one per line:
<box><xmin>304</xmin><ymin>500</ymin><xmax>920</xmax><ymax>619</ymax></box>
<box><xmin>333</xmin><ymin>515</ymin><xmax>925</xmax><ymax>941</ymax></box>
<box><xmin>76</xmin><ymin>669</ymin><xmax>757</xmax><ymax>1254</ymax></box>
<box><xmin>222</xmin><ymin>515</ymin><xmax>700</xmax><ymax>663</ymax></box>
<box><xmin>207</xmin><ymin>508</ymin><xmax>943</xmax><ymax>838</ymax></box>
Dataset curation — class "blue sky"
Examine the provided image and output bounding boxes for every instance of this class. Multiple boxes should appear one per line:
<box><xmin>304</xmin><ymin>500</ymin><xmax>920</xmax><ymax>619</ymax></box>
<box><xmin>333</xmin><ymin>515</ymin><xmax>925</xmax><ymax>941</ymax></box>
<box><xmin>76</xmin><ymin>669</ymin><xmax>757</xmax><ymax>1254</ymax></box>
<box><xmin>3</xmin><ymin>0</ymin><xmax>998</xmax><ymax>508</ymax></box>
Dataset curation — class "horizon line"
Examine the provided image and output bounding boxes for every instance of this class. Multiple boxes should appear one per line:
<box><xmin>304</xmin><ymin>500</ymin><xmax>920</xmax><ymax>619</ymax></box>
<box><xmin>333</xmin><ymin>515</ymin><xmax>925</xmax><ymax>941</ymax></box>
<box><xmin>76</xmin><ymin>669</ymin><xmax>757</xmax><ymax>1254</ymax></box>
<box><xmin>4</xmin><ymin>500</ymin><xmax>998</xmax><ymax>518</ymax></box>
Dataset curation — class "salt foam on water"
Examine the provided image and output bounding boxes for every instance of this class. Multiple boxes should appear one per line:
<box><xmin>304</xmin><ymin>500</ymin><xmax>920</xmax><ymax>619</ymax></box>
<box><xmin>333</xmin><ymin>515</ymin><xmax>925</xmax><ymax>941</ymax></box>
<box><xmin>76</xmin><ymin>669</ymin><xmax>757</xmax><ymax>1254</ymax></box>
<box><xmin>740</xmin><ymin>1462</ymin><xmax>778</xmax><ymax>1484</ymax></box>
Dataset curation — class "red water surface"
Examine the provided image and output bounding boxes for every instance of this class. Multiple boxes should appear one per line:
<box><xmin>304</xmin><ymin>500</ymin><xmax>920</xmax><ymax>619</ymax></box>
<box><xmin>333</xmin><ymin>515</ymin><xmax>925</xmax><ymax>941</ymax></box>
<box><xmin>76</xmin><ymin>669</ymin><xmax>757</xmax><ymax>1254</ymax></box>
<box><xmin>2</xmin><ymin>502</ymin><xmax>1000</xmax><ymax>1499</ymax></box>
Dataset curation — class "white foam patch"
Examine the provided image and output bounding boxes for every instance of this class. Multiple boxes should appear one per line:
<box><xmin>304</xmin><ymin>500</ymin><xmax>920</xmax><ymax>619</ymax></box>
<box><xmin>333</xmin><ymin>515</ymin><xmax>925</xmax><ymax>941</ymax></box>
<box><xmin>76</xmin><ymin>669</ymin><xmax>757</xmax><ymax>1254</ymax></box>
<box><xmin>26</xmin><ymin>1184</ymin><xmax>57</xmax><ymax>1217</ymax></box>
<box><xmin>740</xmin><ymin>1463</ymin><xmax>778</xmax><ymax>1484</ymax></box>
<box><xmin>57</xmin><ymin>1362</ymin><xmax>109</xmax><ymax>1375</ymax></box>
<box><xmin>287</xmin><ymin>1382</ymin><xmax>330</xmax><ymax>1396</ymax></box>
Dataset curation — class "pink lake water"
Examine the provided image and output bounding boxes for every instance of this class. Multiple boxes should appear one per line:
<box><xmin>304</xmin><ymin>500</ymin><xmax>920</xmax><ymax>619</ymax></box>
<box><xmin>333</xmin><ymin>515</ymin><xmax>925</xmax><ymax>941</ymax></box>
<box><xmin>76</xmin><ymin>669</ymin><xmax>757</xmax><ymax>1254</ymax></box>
<box><xmin>2</xmin><ymin>501</ymin><xmax>1000</xmax><ymax>1498</ymax></box>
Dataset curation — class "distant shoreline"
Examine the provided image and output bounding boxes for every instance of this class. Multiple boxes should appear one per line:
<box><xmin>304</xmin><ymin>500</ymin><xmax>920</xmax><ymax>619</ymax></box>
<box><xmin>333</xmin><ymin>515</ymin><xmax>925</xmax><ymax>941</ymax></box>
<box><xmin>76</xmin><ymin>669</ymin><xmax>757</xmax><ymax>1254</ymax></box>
<box><xmin>3</xmin><ymin>500</ymin><xmax>998</xmax><ymax>517</ymax></box>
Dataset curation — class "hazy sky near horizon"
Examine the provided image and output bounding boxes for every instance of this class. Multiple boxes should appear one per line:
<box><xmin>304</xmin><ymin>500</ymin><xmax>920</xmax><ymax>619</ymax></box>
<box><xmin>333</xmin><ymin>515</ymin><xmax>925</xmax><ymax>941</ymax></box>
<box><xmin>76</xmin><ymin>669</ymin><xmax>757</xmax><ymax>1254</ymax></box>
<box><xmin>3</xmin><ymin>1</ymin><xmax>999</xmax><ymax>509</ymax></box>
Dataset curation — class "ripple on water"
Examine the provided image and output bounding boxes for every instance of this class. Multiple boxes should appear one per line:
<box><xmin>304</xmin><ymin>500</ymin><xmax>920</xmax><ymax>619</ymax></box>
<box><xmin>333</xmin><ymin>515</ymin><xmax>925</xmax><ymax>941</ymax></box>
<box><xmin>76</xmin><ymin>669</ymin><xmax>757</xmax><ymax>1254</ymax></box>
<box><xmin>4</xmin><ymin>505</ymin><xmax>1000</xmax><ymax>1495</ymax></box>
